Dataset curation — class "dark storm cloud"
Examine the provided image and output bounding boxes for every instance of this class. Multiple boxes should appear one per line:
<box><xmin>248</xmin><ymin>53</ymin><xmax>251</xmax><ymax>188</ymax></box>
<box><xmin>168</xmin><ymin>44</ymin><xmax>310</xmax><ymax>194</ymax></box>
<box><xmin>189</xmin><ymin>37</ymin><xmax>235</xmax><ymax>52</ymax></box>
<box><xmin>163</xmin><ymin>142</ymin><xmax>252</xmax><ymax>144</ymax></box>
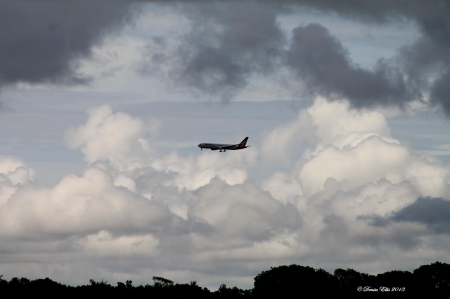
<box><xmin>0</xmin><ymin>0</ymin><xmax>135</xmax><ymax>86</ymax></box>
<box><xmin>432</xmin><ymin>71</ymin><xmax>450</xmax><ymax>113</ymax></box>
<box><xmin>361</xmin><ymin>197</ymin><xmax>450</xmax><ymax>234</ymax></box>
<box><xmin>5</xmin><ymin>0</ymin><xmax>450</xmax><ymax>110</ymax></box>
<box><xmin>285</xmin><ymin>23</ymin><xmax>409</xmax><ymax>107</ymax></box>
<box><xmin>141</xmin><ymin>1</ymin><xmax>285</xmax><ymax>101</ymax></box>
<box><xmin>141</xmin><ymin>0</ymin><xmax>450</xmax><ymax>112</ymax></box>
<box><xmin>391</xmin><ymin>197</ymin><xmax>450</xmax><ymax>234</ymax></box>
<box><xmin>279</xmin><ymin>0</ymin><xmax>450</xmax><ymax>112</ymax></box>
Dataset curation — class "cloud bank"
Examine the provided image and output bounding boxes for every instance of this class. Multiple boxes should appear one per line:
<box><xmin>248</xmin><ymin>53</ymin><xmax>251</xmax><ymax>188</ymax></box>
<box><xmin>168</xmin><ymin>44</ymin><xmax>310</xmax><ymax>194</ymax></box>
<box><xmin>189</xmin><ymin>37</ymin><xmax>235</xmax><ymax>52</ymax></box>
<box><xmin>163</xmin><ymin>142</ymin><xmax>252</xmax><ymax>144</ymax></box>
<box><xmin>3</xmin><ymin>0</ymin><xmax>450</xmax><ymax>113</ymax></box>
<box><xmin>140</xmin><ymin>0</ymin><xmax>450</xmax><ymax>113</ymax></box>
<box><xmin>0</xmin><ymin>0</ymin><xmax>135</xmax><ymax>87</ymax></box>
<box><xmin>1</xmin><ymin>98</ymin><xmax>450</xmax><ymax>288</ymax></box>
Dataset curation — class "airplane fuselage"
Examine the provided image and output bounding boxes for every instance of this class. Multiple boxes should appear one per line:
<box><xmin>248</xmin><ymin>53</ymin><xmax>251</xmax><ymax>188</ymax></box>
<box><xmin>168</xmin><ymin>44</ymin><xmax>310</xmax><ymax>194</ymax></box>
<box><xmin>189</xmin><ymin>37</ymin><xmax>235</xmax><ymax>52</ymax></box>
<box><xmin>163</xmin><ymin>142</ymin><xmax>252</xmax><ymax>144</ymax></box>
<box><xmin>198</xmin><ymin>137</ymin><xmax>249</xmax><ymax>152</ymax></box>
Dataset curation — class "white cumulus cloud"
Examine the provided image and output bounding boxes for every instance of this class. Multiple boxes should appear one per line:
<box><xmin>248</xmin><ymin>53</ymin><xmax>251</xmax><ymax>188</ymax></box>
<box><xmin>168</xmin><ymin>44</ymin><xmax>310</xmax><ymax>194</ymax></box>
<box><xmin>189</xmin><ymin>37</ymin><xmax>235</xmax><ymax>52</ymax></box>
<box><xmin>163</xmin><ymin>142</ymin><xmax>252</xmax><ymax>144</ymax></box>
<box><xmin>1</xmin><ymin>99</ymin><xmax>450</xmax><ymax>289</ymax></box>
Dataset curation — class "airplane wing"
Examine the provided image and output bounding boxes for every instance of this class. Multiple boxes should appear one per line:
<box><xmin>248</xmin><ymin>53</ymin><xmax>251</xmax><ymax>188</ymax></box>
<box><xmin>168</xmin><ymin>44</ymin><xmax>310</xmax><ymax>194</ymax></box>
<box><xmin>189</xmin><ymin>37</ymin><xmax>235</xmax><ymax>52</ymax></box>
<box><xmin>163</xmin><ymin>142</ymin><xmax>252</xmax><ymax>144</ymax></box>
<box><xmin>221</xmin><ymin>144</ymin><xmax>237</xmax><ymax>150</ymax></box>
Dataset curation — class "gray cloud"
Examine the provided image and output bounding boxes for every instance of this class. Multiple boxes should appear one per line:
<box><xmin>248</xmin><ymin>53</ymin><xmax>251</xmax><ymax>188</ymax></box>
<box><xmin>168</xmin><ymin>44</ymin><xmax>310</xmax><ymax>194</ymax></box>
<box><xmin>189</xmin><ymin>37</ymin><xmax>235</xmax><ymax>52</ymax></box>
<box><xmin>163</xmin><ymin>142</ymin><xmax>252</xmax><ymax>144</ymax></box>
<box><xmin>140</xmin><ymin>1</ymin><xmax>285</xmax><ymax>101</ymax></box>
<box><xmin>358</xmin><ymin>214</ymin><xmax>391</xmax><ymax>228</ymax></box>
<box><xmin>0</xmin><ymin>0</ymin><xmax>135</xmax><ymax>87</ymax></box>
<box><xmin>361</xmin><ymin>197</ymin><xmax>450</xmax><ymax>234</ymax></box>
<box><xmin>392</xmin><ymin>197</ymin><xmax>450</xmax><ymax>233</ymax></box>
<box><xmin>4</xmin><ymin>0</ymin><xmax>450</xmax><ymax>111</ymax></box>
<box><xmin>141</xmin><ymin>0</ymin><xmax>450</xmax><ymax>113</ymax></box>
<box><xmin>431</xmin><ymin>71</ymin><xmax>450</xmax><ymax>113</ymax></box>
<box><xmin>282</xmin><ymin>0</ymin><xmax>450</xmax><ymax>112</ymax></box>
<box><xmin>285</xmin><ymin>23</ymin><xmax>410</xmax><ymax>107</ymax></box>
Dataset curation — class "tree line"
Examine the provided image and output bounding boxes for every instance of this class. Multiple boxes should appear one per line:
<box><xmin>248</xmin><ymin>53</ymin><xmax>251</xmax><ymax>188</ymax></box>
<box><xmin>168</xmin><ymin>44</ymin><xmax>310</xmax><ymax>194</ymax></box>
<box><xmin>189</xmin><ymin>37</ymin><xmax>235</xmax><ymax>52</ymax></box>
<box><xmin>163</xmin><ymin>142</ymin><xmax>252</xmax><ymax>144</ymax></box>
<box><xmin>1</xmin><ymin>261</ymin><xmax>450</xmax><ymax>298</ymax></box>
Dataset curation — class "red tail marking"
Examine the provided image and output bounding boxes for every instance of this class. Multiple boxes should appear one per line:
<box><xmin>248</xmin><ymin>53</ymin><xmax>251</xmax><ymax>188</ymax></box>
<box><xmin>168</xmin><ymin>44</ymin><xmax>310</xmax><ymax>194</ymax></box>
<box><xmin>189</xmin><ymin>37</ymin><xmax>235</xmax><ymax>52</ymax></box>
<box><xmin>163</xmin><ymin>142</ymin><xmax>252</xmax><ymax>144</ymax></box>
<box><xmin>238</xmin><ymin>137</ymin><xmax>248</xmax><ymax>149</ymax></box>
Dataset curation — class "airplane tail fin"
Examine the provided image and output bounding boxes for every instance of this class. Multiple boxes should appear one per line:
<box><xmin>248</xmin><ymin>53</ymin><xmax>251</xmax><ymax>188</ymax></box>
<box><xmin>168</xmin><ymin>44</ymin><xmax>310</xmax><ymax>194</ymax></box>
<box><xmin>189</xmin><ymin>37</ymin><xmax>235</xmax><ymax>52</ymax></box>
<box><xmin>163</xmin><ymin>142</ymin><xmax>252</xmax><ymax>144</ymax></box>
<box><xmin>238</xmin><ymin>137</ymin><xmax>249</xmax><ymax>148</ymax></box>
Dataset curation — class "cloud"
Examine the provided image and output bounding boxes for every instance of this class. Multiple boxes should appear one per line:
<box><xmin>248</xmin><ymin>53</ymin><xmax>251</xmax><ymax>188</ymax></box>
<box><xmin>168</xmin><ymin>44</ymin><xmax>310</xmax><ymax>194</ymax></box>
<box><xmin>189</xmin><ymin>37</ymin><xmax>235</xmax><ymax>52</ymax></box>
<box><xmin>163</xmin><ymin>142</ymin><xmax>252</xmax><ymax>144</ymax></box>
<box><xmin>136</xmin><ymin>0</ymin><xmax>450</xmax><ymax>115</ymax></box>
<box><xmin>3</xmin><ymin>0</ymin><xmax>450</xmax><ymax>113</ymax></box>
<box><xmin>192</xmin><ymin>178</ymin><xmax>302</xmax><ymax>242</ymax></box>
<box><xmin>0</xmin><ymin>0</ymin><xmax>135</xmax><ymax>87</ymax></box>
<box><xmin>65</xmin><ymin>104</ymin><xmax>154</xmax><ymax>171</ymax></box>
<box><xmin>260</xmin><ymin>107</ymin><xmax>313</xmax><ymax>164</ymax></box>
<box><xmin>298</xmin><ymin>136</ymin><xmax>410</xmax><ymax>197</ymax></box>
<box><xmin>261</xmin><ymin>97</ymin><xmax>450</xmax><ymax>200</ymax></box>
<box><xmin>392</xmin><ymin>197</ymin><xmax>450</xmax><ymax>234</ymax></box>
<box><xmin>262</xmin><ymin>97</ymin><xmax>450</xmax><ymax>262</ymax></box>
<box><xmin>3</xmin><ymin>99</ymin><xmax>450</xmax><ymax>287</ymax></box>
<box><xmin>65</xmin><ymin>103</ymin><xmax>258</xmax><ymax>190</ymax></box>
<box><xmin>0</xmin><ymin>156</ymin><xmax>35</xmax><ymax>206</ymax></box>
<box><xmin>285</xmin><ymin>23</ymin><xmax>410</xmax><ymax>107</ymax></box>
<box><xmin>305</xmin><ymin>97</ymin><xmax>391</xmax><ymax>147</ymax></box>
<box><xmin>6</xmin><ymin>0</ymin><xmax>450</xmax><ymax>288</ymax></box>
<box><xmin>262</xmin><ymin>172</ymin><xmax>303</xmax><ymax>205</ymax></box>
<box><xmin>282</xmin><ymin>1</ymin><xmax>450</xmax><ymax>113</ymax></box>
<box><xmin>140</xmin><ymin>1</ymin><xmax>284</xmax><ymax>101</ymax></box>
<box><xmin>0</xmin><ymin>167</ymin><xmax>175</xmax><ymax>239</ymax></box>
<box><xmin>360</xmin><ymin>196</ymin><xmax>450</xmax><ymax>247</ymax></box>
<box><xmin>0</xmin><ymin>103</ymin><xmax>299</xmax><ymax>286</ymax></box>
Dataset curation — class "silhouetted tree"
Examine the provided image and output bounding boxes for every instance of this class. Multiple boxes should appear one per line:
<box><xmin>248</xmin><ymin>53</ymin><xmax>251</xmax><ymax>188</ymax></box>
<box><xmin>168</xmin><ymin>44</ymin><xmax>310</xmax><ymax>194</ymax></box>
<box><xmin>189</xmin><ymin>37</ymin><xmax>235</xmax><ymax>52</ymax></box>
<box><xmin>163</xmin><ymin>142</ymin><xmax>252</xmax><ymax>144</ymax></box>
<box><xmin>1</xmin><ymin>261</ymin><xmax>450</xmax><ymax>298</ymax></box>
<box><xmin>116</xmin><ymin>281</ymin><xmax>126</xmax><ymax>289</ymax></box>
<box><xmin>0</xmin><ymin>275</ymin><xmax>7</xmax><ymax>290</ymax></box>
<box><xmin>153</xmin><ymin>276</ymin><xmax>174</xmax><ymax>287</ymax></box>
<box><xmin>414</xmin><ymin>261</ymin><xmax>450</xmax><ymax>294</ymax></box>
<box><xmin>376</xmin><ymin>270</ymin><xmax>415</xmax><ymax>292</ymax></box>
<box><xmin>334</xmin><ymin>268</ymin><xmax>374</xmax><ymax>294</ymax></box>
<box><xmin>126</xmin><ymin>280</ymin><xmax>133</xmax><ymax>288</ymax></box>
<box><xmin>213</xmin><ymin>284</ymin><xmax>251</xmax><ymax>298</ymax></box>
<box><xmin>253</xmin><ymin>264</ymin><xmax>337</xmax><ymax>298</ymax></box>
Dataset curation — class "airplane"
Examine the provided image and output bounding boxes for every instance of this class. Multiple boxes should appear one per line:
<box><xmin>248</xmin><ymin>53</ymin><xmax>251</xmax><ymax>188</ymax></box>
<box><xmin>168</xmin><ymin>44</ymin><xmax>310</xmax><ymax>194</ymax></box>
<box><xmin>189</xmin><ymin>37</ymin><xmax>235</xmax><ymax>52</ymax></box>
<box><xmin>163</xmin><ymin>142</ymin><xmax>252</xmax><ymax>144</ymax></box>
<box><xmin>198</xmin><ymin>137</ymin><xmax>250</xmax><ymax>152</ymax></box>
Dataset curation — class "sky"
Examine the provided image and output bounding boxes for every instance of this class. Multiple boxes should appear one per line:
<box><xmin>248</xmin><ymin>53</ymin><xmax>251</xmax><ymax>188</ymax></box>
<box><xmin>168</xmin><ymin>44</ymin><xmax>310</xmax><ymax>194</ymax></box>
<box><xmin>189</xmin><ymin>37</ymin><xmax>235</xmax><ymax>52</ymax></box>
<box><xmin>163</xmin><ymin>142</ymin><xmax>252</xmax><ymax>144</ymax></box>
<box><xmin>1</xmin><ymin>0</ymin><xmax>450</xmax><ymax>290</ymax></box>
